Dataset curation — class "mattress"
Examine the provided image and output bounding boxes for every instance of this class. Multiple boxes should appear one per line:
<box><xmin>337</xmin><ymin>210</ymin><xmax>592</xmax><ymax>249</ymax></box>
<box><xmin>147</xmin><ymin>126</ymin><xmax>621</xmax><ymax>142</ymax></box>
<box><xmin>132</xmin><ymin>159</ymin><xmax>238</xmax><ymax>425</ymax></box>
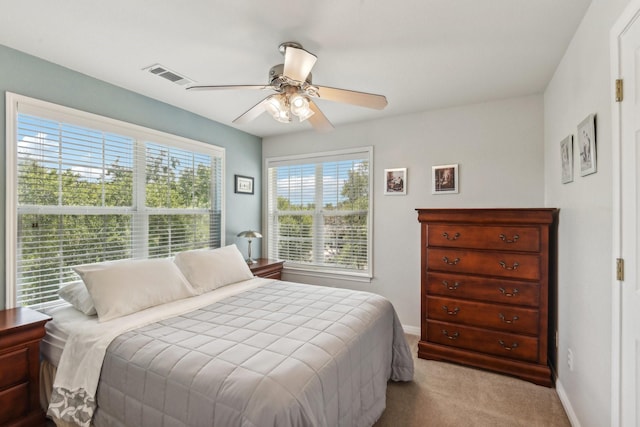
<box><xmin>41</xmin><ymin>305</ymin><xmax>98</xmax><ymax>366</ymax></box>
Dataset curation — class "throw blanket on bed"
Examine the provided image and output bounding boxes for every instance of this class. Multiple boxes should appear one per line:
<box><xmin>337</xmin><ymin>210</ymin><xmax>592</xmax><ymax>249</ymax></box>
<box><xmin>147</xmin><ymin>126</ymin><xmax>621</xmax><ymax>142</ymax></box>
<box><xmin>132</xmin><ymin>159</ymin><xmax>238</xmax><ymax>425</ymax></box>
<box><xmin>50</xmin><ymin>280</ymin><xmax>414</xmax><ymax>427</ymax></box>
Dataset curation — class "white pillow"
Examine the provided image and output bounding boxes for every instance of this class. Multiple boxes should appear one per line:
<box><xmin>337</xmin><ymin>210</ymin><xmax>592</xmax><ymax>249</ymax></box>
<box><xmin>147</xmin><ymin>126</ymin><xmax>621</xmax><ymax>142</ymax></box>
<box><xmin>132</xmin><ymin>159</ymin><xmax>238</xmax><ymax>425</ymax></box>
<box><xmin>58</xmin><ymin>281</ymin><xmax>97</xmax><ymax>316</ymax></box>
<box><xmin>174</xmin><ymin>244</ymin><xmax>254</xmax><ymax>294</ymax></box>
<box><xmin>74</xmin><ymin>258</ymin><xmax>196</xmax><ymax>322</ymax></box>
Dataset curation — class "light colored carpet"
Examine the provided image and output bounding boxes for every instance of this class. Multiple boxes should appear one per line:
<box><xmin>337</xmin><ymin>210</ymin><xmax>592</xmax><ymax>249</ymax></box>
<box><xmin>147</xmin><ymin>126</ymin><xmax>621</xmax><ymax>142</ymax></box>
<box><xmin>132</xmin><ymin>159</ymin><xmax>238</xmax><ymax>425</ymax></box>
<box><xmin>374</xmin><ymin>334</ymin><xmax>570</xmax><ymax>427</ymax></box>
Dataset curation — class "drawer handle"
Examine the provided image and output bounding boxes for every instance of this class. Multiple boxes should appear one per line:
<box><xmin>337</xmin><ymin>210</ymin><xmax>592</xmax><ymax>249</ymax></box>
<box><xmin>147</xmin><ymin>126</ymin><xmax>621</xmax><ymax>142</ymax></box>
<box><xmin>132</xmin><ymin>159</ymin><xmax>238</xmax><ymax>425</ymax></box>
<box><xmin>498</xmin><ymin>261</ymin><xmax>519</xmax><ymax>270</ymax></box>
<box><xmin>498</xmin><ymin>340</ymin><xmax>519</xmax><ymax>351</ymax></box>
<box><xmin>499</xmin><ymin>233</ymin><xmax>520</xmax><ymax>244</ymax></box>
<box><xmin>442</xmin><ymin>256</ymin><xmax>460</xmax><ymax>265</ymax></box>
<box><xmin>442</xmin><ymin>305</ymin><xmax>460</xmax><ymax>316</ymax></box>
<box><xmin>442</xmin><ymin>280</ymin><xmax>461</xmax><ymax>290</ymax></box>
<box><xmin>442</xmin><ymin>232</ymin><xmax>460</xmax><ymax>241</ymax></box>
<box><xmin>498</xmin><ymin>313</ymin><xmax>519</xmax><ymax>324</ymax></box>
<box><xmin>498</xmin><ymin>287</ymin><xmax>519</xmax><ymax>297</ymax></box>
<box><xmin>441</xmin><ymin>329</ymin><xmax>459</xmax><ymax>340</ymax></box>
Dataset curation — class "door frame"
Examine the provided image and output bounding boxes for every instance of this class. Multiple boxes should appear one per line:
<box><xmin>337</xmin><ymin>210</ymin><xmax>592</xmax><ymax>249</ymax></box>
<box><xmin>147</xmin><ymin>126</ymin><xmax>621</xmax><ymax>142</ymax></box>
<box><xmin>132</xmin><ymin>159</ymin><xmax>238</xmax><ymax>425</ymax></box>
<box><xmin>610</xmin><ymin>2</ymin><xmax>640</xmax><ymax>425</ymax></box>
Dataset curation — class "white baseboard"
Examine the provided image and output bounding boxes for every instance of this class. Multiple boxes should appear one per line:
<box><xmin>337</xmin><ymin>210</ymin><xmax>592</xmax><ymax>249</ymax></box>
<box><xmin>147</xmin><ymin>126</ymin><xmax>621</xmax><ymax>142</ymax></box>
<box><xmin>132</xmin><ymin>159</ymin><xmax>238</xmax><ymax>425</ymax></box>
<box><xmin>556</xmin><ymin>379</ymin><xmax>581</xmax><ymax>427</ymax></box>
<box><xmin>402</xmin><ymin>324</ymin><xmax>420</xmax><ymax>336</ymax></box>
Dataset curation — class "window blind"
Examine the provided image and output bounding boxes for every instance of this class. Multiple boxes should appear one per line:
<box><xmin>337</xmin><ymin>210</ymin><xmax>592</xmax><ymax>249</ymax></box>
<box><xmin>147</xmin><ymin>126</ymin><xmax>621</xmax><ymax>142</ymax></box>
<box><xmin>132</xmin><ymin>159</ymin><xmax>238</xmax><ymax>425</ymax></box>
<box><xmin>266</xmin><ymin>148</ymin><xmax>372</xmax><ymax>277</ymax></box>
<box><xmin>9</xmin><ymin>95</ymin><xmax>224</xmax><ymax>309</ymax></box>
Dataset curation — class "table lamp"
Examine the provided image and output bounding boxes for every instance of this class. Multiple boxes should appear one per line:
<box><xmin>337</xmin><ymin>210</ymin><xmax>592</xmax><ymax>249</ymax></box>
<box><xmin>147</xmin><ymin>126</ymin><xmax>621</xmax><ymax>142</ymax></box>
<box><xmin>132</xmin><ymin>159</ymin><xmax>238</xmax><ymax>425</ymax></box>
<box><xmin>236</xmin><ymin>230</ymin><xmax>262</xmax><ymax>264</ymax></box>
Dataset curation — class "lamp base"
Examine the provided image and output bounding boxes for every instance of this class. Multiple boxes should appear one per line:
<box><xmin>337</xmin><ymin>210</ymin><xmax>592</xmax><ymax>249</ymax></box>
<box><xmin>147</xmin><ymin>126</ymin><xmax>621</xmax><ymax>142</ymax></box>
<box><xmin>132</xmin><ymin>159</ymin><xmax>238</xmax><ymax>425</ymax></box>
<box><xmin>246</xmin><ymin>239</ymin><xmax>255</xmax><ymax>265</ymax></box>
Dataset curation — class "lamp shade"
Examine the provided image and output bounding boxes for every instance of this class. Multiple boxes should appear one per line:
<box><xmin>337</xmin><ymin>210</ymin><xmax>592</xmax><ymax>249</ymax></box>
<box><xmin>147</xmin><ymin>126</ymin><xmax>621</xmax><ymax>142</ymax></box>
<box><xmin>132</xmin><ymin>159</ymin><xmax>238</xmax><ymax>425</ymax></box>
<box><xmin>237</xmin><ymin>230</ymin><xmax>262</xmax><ymax>239</ymax></box>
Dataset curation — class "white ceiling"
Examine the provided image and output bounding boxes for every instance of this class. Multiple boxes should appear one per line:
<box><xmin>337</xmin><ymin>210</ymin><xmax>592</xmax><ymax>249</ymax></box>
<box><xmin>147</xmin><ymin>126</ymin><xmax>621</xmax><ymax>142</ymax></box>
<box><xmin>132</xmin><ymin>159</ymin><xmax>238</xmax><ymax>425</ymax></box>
<box><xmin>0</xmin><ymin>0</ymin><xmax>592</xmax><ymax>138</ymax></box>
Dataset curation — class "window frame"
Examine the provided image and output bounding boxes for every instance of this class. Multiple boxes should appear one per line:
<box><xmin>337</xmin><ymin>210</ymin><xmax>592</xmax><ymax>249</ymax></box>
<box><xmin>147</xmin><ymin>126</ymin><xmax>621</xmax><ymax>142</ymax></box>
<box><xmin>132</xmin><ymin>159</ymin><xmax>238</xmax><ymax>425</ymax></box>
<box><xmin>264</xmin><ymin>147</ymin><xmax>373</xmax><ymax>282</ymax></box>
<box><xmin>5</xmin><ymin>92</ymin><xmax>226</xmax><ymax>308</ymax></box>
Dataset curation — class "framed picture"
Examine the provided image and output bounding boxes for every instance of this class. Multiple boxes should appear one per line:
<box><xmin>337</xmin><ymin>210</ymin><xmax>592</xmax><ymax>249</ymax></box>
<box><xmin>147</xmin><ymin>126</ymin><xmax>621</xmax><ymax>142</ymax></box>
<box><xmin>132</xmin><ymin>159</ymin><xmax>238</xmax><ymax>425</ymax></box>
<box><xmin>432</xmin><ymin>164</ymin><xmax>459</xmax><ymax>194</ymax></box>
<box><xmin>560</xmin><ymin>135</ymin><xmax>573</xmax><ymax>184</ymax></box>
<box><xmin>384</xmin><ymin>168</ymin><xmax>407</xmax><ymax>195</ymax></box>
<box><xmin>234</xmin><ymin>174</ymin><xmax>254</xmax><ymax>194</ymax></box>
<box><xmin>578</xmin><ymin>114</ymin><xmax>597</xmax><ymax>176</ymax></box>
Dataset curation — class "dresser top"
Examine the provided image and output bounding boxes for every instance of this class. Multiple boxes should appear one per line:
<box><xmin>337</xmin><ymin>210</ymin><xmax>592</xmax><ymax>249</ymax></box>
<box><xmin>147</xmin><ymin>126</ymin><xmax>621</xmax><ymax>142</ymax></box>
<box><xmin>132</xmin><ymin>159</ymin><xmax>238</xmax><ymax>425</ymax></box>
<box><xmin>416</xmin><ymin>208</ymin><xmax>559</xmax><ymax>224</ymax></box>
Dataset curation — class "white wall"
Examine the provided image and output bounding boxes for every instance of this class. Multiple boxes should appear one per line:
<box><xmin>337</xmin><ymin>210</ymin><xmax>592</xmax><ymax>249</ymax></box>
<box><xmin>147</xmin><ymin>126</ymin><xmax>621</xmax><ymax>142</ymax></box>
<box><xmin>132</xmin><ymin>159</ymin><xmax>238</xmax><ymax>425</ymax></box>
<box><xmin>264</xmin><ymin>1</ymin><xmax>632</xmax><ymax>421</ymax></box>
<box><xmin>544</xmin><ymin>0</ymin><xmax>629</xmax><ymax>426</ymax></box>
<box><xmin>263</xmin><ymin>94</ymin><xmax>545</xmax><ymax>332</ymax></box>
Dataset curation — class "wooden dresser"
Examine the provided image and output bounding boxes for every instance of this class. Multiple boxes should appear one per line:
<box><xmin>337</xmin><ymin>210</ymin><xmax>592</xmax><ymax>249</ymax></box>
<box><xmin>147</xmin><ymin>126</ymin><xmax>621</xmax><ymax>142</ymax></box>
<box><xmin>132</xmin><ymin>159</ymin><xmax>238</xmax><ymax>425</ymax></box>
<box><xmin>416</xmin><ymin>208</ymin><xmax>558</xmax><ymax>386</ymax></box>
<box><xmin>0</xmin><ymin>307</ymin><xmax>51</xmax><ymax>426</ymax></box>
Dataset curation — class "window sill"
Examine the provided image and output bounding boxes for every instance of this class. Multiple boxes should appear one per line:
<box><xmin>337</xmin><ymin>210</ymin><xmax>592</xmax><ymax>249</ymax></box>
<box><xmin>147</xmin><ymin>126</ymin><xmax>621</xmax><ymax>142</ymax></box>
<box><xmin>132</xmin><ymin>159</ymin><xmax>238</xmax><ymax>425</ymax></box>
<box><xmin>282</xmin><ymin>266</ymin><xmax>372</xmax><ymax>283</ymax></box>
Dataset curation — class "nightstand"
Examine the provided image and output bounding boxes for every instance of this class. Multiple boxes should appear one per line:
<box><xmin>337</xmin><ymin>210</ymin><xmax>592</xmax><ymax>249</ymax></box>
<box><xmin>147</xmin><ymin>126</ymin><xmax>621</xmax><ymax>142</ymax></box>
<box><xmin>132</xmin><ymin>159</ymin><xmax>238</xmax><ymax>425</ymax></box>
<box><xmin>0</xmin><ymin>307</ymin><xmax>51</xmax><ymax>426</ymax></box>
<box><xmin>249</xmin><ymin>258</ymin><xmax>285</xmax><ymax>280</ymax></box>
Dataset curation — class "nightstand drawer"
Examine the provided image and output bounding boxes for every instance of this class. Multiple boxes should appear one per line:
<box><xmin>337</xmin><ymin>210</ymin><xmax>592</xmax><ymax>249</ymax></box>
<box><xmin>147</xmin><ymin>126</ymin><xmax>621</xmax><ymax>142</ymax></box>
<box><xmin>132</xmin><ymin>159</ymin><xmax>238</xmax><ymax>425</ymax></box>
<box><xmin>258</xmin><ymin>270</ymin><xmax>282</xmax><ymax>280</ymax></box>
<box><xmin>0</xmin><ymin>347</ymin><xmax>29</xmax><ymax>389</ymax></box>
<box><xmin>0</xmin><ymin>382</ymin><xmax>29</xmax><ymax>424</ymax></box>
<box><xmin>250</xmin><ymin>259</ymin><xmax>285</xmax><ymax>279</ymax></box>
<box><xmin>0</xmin><ymin>307</ymin><xmax>51</xmax><ymax>425</ymax></box>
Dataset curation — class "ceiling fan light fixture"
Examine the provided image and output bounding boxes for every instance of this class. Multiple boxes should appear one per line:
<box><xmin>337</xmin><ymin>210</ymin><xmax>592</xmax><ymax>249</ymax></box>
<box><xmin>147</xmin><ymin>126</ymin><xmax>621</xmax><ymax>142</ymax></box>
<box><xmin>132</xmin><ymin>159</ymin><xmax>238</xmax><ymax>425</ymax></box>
<box><xmin>295</xmin><ymin>108</ymin><xmax>314</xmax><ymax>122</ymax></box>
<box><xmin>289</xmin><ymin>93</ymin><xmax>314</xmax><ymax>122</ymax></box>
<box><xmin>188</xmin><ymin>42</ymin><xmax>385</xmax><ymax>131</ymax></box>
<box><xmin>265</xmin><ymin>95</ymin><xmax>291</xmax><ymax>123</ymax></box>
<box><xmin>274</xmin><ymin>110</ymin><xmax>292</xmax><ymax>123</ymax></box>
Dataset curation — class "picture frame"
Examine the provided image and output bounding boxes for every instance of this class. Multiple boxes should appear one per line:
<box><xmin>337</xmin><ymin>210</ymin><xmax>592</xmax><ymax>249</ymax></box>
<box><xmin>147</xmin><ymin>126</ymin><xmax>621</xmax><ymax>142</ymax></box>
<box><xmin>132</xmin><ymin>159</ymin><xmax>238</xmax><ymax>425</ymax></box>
<box><xmin>577</xmin><ymin>114</ymin><xmax>597</xmax><ymax>176</ymax></box>
<box><xmin>234</xmin><ymin>174</ymin><xmax>254</xmax><ymax>194</ymax></box>
<box><xmin>560</xmin><ymin>135</ymin><xmax>573</xmax><ymax>184</ymax></box>
<box><xmin>432</xmin><ymin>164</ymin><xmax>459</xmax><ymax>194</ymax></box>
<box><xmin>384</xmin><ymin>168</ymin><xmax>407</xmax><ymax>195</ymax></box>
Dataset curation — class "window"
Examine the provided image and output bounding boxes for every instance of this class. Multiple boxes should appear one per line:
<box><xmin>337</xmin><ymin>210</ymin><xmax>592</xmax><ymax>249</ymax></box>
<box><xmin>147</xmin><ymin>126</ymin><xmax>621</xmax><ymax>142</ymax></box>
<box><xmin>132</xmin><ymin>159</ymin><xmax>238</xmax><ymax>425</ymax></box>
<box><xmin>6</xmin><ymin>93</ymin><xmax>224</xmax><ymax>309</ymax></box>
<box><xmin>266</xmin><ymin>147</ymin><xmax>372</xmax><ymax>279</ymax></box>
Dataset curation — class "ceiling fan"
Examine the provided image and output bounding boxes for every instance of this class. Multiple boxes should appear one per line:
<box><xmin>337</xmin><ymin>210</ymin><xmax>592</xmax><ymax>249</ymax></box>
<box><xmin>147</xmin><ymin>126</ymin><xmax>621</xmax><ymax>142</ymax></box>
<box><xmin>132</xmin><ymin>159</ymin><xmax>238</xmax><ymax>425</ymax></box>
<box><xmin>186</xmin><ymin>42</ymin><xmax>388</xmax><ymax>132</ymax></box>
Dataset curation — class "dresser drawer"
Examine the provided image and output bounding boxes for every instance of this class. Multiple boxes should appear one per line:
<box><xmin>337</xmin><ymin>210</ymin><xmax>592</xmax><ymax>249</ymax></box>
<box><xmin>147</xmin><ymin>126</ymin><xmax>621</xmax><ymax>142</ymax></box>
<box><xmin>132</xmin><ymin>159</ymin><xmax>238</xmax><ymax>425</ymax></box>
<box><xmin>0</xmin><ymin>347</ymin><xmax>29</xmax><ymax>389</ymax></box>
<box><xmin>426</xmin><ymin>272</ymin><xmax>540</xmax><ymax>307</ymax></box>
<box><xmin>0</xmin><ymin>381</ymin><xmax>29</xmax><ymax>424</ymax></box>
<box><xmin>427</xmin><ymin>296</ymin><xmax>539</xmax><ymax>335</ymax></box>
<box><xmin>427</xmin><ymin>320</ymin><xmax>539</xmax><ymax>363</ymax></box>
<box><xmin>427</xmin><ymin>224</ymin><xmax>541</xmax><ymax>252</ymax></box>
<box><xmin>427</xmin><ymin>248</ymin><xmax>540</xmax><ymax>280</ymax></box>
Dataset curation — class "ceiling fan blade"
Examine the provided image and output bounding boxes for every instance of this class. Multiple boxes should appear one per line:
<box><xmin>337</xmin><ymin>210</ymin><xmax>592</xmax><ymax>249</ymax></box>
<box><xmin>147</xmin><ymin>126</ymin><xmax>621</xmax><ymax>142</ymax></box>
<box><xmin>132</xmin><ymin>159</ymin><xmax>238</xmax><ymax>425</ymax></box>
<box><xmin>232</xmin><ymin>96</ymin><xmax>271</xmax><ymax>124</ymax></box>
<box><xmin>186</xmin><ymin>84</ymin><xmax>270</xmax><ymax>91</ymax></box>
<box><xmin>314</xmin><ymin>86</ymin><xmax>388</xmax><ymax>110</ymax></box>
<box><xmin>283</xmin><ymin>47</ymin><xmax>317</xmax><ymax>82</ymax></box>
<box><xmin>307</xmin><ymin>101</ymin><xmax>334</xmax><ymax>132</ymax></box>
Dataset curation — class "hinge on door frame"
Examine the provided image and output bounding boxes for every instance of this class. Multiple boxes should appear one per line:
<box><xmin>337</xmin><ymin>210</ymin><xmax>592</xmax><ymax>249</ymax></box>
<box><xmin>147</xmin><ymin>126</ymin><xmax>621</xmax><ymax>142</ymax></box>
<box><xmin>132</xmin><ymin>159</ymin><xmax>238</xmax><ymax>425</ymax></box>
<box><xmin>616</xmin><ymin>258</ymin><xmax>624</xmax><ymax>281</ymax></box>
<box><xmin>615</xmin><ymin>79</ymin><xmax>624</xmax><ymax>102</ymax></box>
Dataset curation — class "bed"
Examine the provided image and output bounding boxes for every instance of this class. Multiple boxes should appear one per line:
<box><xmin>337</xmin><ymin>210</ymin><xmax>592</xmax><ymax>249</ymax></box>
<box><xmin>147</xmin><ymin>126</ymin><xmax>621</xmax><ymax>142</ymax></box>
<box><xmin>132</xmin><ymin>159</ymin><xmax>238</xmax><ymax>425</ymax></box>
<box><xmin>41</xmin><ymin>245</ymin><xmax>414</xmax><ymax>427</ymax></box>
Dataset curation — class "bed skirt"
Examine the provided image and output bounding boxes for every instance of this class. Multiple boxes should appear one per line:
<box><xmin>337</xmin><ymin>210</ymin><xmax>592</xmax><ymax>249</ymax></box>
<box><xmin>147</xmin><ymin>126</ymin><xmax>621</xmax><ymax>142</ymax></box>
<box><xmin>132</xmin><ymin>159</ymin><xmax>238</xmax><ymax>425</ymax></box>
<box><xmin>41</xmin><ymin>360</ymin><xmax>77</xmax><ymax>427</ymax></box>
<box><xmin>40</xmin><ymin>359</ymin><xmax>56</xmax><ymax>413</ymax></box>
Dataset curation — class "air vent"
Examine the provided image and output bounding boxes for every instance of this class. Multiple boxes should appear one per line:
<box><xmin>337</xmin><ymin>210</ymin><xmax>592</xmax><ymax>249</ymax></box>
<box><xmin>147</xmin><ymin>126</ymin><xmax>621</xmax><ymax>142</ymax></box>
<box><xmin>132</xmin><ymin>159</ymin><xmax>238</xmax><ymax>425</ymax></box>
<box><xmin>143</xmin><ymin>64</ymin><xmax>194</xmax><ymax>86</ymax></box>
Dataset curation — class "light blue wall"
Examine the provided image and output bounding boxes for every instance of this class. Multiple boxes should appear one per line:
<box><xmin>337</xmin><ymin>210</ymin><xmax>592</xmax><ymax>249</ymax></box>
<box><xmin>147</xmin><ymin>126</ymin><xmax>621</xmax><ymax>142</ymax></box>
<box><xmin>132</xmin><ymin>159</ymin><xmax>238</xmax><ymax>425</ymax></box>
<box><xmin>0</xmin><ymin>44</ymin><xmax>263</xmax><ymax>309</ymax></box>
